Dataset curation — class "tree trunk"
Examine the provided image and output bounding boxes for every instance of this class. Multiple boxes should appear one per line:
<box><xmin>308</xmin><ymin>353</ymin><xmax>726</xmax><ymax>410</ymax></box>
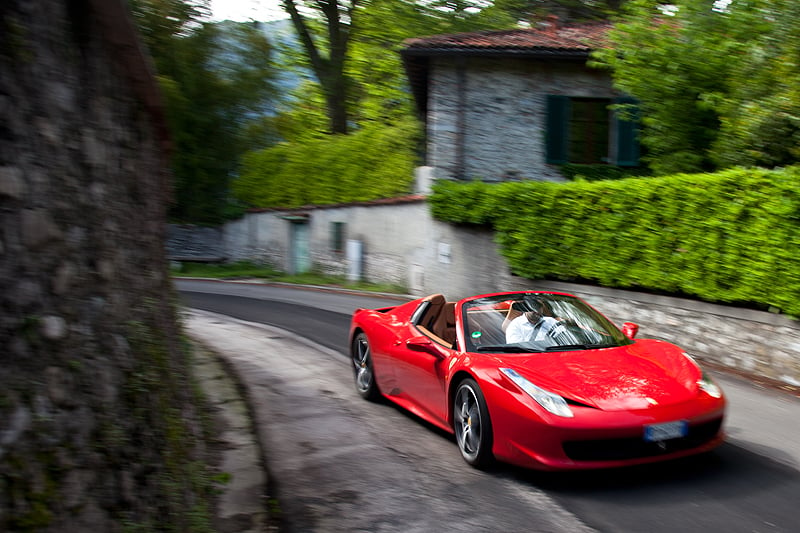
<box><xmin>283</xmin><ymin>0</ymin><xmax>354</xmax><ymax>134</ymax></box>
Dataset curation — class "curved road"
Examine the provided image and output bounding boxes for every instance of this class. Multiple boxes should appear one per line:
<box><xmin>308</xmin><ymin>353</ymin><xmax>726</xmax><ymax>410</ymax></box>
<box><xmin>178</xmin><ymin>279</ymin><xmax>800</xmax><ymax>533</ymax></box>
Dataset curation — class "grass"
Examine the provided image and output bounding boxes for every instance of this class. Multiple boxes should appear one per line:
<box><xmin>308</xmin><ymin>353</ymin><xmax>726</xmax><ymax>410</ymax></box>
<box><xmin>172</xmin><ymin>261</ymin><xmax>408</xmax><ymax>295</ymax></box>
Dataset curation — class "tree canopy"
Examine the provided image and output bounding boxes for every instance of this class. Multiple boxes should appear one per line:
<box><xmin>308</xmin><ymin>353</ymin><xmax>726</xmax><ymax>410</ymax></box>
<box><xmin>595</xmin><ymin>0</ymin><xmax>800</xmax><ymax>174</ymax></box>
<box><xmin>130</xmin><ymin>0</ymin><xmax>276</xmax><ymax>223</ymax></box>
<box><xmin>132</xmin><ymin>0</ymin><xmax>800</xmax><ymax>217</ymax></box>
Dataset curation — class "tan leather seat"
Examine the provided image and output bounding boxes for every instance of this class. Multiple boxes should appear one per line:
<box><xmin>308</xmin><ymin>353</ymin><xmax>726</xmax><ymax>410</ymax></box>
<box><xmin>416</xmin><ymin>294</ymin><xmax>456</xmax><ymax>348</ymax></box>
<box><xmin>432</xmin><ymin>302</ymin><xmax>456</xmax><ymax>346</ymax></box>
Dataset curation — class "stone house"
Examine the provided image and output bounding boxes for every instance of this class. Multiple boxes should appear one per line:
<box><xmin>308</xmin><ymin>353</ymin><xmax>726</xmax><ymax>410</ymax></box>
<box><xmin>400</xmin><ymin>20</ymin><xmax>640</xmax><ymax>182</ymax></box>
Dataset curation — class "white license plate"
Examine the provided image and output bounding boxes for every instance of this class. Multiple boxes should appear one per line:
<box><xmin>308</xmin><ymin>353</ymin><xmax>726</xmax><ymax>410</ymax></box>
<box><xmin>644</xmin><ymin>420</ymin><xmax>688</xmax><ymax>442</ymax></box>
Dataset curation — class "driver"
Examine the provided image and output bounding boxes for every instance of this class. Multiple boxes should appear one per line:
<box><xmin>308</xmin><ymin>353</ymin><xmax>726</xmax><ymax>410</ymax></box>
<box><xmin>505</xmin><ymin>299</ymin><xmax>559</xmax><ymax>344</ymax></box>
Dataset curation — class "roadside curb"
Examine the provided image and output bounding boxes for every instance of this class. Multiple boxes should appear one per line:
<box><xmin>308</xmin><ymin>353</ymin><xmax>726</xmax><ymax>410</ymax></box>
<box><xmin>189</xmin><ymin>336</ymin><xmax>276</xmax><ymax>532</ymax></box>
<box><xmin>173</xmin><ymin>276</ymin><xmax>414</xmax><ymax>301</ymax></box>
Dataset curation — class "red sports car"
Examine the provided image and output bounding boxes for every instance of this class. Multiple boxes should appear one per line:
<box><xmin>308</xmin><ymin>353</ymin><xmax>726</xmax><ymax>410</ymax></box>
<box><xmin>349</xmin><ymin>291</ymin><xmax>725</xmax><ymax>470</ymax></box>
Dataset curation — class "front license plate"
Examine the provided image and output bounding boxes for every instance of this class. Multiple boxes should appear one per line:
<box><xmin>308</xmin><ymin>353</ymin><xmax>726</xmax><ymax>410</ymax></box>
<box><xmin>644</xmin><ymin>420</ymin><xmax>688</xmax><ymax>442</ymax></box>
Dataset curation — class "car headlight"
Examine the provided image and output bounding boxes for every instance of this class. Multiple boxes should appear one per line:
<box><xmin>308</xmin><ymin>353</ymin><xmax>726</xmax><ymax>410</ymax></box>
<box><xmin>500</xmin><ymin>368</ymin><xmax>574</xmax><ymax>418</ymax></box>
<box><xmin>698</xmin><ymin>372</ymin><xmax>723</xmax><ymax>398</ymax></box>
<box><xmin>683</xmin><ymin>352</ymin><xmax>723</xmax><ymax>399</ymax></box>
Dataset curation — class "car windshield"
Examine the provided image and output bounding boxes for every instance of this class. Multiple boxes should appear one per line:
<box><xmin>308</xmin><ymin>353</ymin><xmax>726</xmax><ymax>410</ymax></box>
<box><xmin>462</xmin><ymin>293</ymin><xmax>631</xmax><ymax>354</ymax></box>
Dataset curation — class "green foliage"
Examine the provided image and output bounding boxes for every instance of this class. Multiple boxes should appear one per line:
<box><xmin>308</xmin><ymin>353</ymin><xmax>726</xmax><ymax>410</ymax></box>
<box><xmin>122</xmin><ymin>319</ymin><xmax>217</xmax><ymax>532</ymax></box>
<box><xmin>130</xmin><ymin>1</ymin><xmax>277</xmax><ymax>224</ymax></box>
<box><xmin>596</xmin><ymin>0</ymin><xmax>800</xmax><ymax>174</ymax></box>
<box><xmin>233</xmin><ymin>118</ymin><xmax>420</xmax><ymax>207</ymax></box>
<box><xmin>593</xmin><ymin>0</ymin><xmax>743</xmax><ymax>174</ymax></box>
<box><xmin>275</xmin><ymin>0</ymin><xmax>536</xmax><ymax>137</ymax></box>
<box><xmin>490</xmin><ymin>0</ymin><xmax>628</xmax><ymax>23</ymax></box>
<box><xmin>244</xmin><ymin>0</ymin><xmax>530</xmax><ymax>209</ymax></box>
<box><xmin>431</xmin><ymin>168</ymin><xmax>800</xmax><ymax>316</ymax></box>
<box><xmin>711</xmin><ymin>0</ymin><xmax>800</xmax><ymax>168</ymax></box>
<box><xmin>174</xmin><ymin>261</ymin><xmax>282</xmax><ymax>279</ymax></box>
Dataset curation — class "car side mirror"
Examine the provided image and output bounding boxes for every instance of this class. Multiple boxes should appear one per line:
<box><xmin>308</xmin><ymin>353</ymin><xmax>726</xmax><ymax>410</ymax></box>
<box><xmin>621</xmin><ymin>322</ymin><xmax>639</xmax><ymax>339</ymax></box>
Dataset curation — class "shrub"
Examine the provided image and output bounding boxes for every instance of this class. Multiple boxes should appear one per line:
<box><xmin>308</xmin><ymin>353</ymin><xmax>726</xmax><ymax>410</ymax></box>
<box><xmin>431</xmin><ymin>167</ymin><xmax>800</xmax><ymax>317</ymax></box>
<box><xmin>232</xmin><ymin>119</ymin><xmax>420</xmax><ymax>208</ymax></box>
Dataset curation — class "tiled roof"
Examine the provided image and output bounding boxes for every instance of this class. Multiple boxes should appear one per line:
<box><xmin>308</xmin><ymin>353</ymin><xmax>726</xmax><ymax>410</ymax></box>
<box><xmin>402</xmin><ymin>22</ymin><xmax>610</xmax><ymax>55</ymax></box>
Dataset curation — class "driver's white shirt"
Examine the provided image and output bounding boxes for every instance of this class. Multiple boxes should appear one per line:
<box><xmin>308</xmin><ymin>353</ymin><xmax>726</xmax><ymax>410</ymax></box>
<box><xmin>506</xmin><ymin>315</ymin><xmax>559</xmax><ymax>343</ymax></box>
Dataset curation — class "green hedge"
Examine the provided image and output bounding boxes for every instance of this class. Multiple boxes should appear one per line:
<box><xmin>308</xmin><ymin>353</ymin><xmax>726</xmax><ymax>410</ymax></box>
<box><xmin>430</xmin><ymin>167</ymin><xmax>800</xmax><ymax>317</ymax></box>
<box><xmin>232</xmin><ymin>119</ymin><xmax>419</xmax><ymax>208</ymax></box>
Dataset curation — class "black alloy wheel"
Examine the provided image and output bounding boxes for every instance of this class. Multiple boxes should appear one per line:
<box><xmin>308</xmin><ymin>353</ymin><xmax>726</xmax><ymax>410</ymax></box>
<box><xmin>352</xmin><ymin>332</ymin><xmax>380</xmax><ymax>401</ymax></box>
<box><xmin>453</xmin><ymin>378</ymin><xmax>494</xmax><ymax>468</ymax></box>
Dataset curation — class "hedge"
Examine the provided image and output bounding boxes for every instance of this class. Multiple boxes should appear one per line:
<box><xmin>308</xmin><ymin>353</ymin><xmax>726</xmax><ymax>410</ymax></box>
<box><xmin>232</xmin><ymin>120</ymin><xmax>418</xmax><ymax>208</ymax></box>
<box><xmin>429</xmin><ymin>167</ymin><xmax>800</xmax><ymax>318</ymax></box>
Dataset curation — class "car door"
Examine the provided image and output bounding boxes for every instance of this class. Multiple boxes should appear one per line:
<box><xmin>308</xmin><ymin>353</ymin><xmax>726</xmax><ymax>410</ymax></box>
<box><xmin>392</xmin><ymin>300</ymin><xmax>455</xmax><ymax>426</ymax></box>
<box><xmin>396</xmin><ymin>332</ymin><xmax>453</xmax><ymax>425</ymax></box>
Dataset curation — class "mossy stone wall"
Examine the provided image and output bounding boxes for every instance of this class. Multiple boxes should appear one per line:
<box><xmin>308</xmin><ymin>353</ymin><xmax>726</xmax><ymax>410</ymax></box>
<box><xmin>1</xmin><ymin>1</ymin><xmax>213</xmax><ymax>530</ymax></box>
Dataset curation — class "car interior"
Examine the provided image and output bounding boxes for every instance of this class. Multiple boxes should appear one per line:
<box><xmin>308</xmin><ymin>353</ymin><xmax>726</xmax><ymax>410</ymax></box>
<box><xmin>414</xmin><ymin>294</ymin><xmax>457</xmax><ymax>348</ymax></box>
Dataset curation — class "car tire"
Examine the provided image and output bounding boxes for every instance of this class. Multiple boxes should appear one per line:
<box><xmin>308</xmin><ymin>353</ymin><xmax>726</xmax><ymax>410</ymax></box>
<box><xmin>453</xmin><ymin>378</ymin><xmax>494</xmax><ymax>468</ymax></box>
<box><xmin>351</xmin><ymin>332</ymin><xmax>380</xmax><ymax>401</ymax></box>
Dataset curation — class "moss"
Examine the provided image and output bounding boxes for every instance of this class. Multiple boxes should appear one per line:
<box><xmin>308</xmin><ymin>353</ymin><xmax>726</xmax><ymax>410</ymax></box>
<box><xmin>118</xmin><ymin>315</ymin><xmax>217</xmax><ymax>531</ymax></box>
<box><xmin>1</xmin><ymin>15</ymin><xmax>35</xmax><ymax>63</ymax></box>
<box><xmin>3</xmin><ymin>452</ymin><xmax>59</xmax><ymax>531</ymax></box>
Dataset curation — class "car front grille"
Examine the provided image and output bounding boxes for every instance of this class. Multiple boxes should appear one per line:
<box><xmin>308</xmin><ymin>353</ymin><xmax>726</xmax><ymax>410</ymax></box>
<box><xmin>562</xmin><ymin>417</ymin><xmax>723</xmax><ymax>462</ymax></box>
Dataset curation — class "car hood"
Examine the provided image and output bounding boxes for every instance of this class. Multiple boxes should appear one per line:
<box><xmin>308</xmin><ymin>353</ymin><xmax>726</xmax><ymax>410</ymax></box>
<box><xmin>506</xmin><ymin>339</ymin><xmax>701</xmax><ymax>411</ymax></box>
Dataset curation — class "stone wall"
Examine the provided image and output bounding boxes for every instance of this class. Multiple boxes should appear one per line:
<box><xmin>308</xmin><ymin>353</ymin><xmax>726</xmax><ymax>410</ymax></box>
<box><xmin>167</xmin><ymin>224</ymin><xmax>226</xmax><ymax>262</ymax></box>
<box><xmin>427</xmin><ymin>57</ymin><xmax>616</xmax><ymax>181</ymax></box>
<box><xmin>174</xmin><ymin>198</ymin><xmax>800</xmax><ymax>387</ymax></box>
<box><xmin>1</xmin><ymin>1</ymin><xmax>212</xmax><ymax>530</ymax></box>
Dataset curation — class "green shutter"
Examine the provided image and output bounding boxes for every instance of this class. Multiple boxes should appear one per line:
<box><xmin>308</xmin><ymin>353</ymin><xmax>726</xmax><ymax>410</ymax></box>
<box><xmin>546</xmin><ymin>95</ymin><xmax>570</xmax><ymax>164</ymax></box>
<box><xmin>614</xmin><ymin>96</ymin><xmax>640</xmax><ymax>167</ymax></box>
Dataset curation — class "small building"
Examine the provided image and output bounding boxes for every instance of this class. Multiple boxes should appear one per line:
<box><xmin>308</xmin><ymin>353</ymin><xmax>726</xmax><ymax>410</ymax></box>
<box><xmin>400</xmin><ymin>20</ymin><xmax>640</xmax><ymax>182</ymax></box>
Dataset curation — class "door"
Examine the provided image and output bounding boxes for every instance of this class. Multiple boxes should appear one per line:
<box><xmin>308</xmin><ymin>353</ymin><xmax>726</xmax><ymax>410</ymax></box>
<box><xmin>394</xmin><ymin>326</ymin><xmax>452</xmax><ymax>426</ymax></box>
<box><xmin>289</xmin><ymin>221</ymin><xmax>310</xmax><ymax>274</ymax></box>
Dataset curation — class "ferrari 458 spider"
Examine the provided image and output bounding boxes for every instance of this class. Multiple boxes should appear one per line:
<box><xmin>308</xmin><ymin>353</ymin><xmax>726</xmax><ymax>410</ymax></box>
<box><xmin>349</xmin><ymin>291</ymin><xmax>725</xmax><ymax>470</ymax></box>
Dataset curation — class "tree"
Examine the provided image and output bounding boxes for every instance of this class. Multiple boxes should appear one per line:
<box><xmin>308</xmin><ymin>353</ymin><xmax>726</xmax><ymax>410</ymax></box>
<box><xmin>712</xmin><ymin>0</ymin><xmax>800</xmax><ymax>168</ymax></box>
<box><xmin>490</xmin><ymin>0</ymin><xmax>627</xmax><ymax>23</ymax></box>
<box><xmin>595</xmin><ymin>0</ymin><xmax>800</xmax><ymax>174</ymax></box>
<box><xmin>279</xmin><ymin>0</ymin><xmax>520</xmax><ymax>135</ymax></box>
<box><xmin>236</xmin><ymin>0</ymin><xmax>529</xmax><ymax>209</ymax></box>
<box><xmin>594</xmin><ymin>0</ymin><xmax>754</xmax><ymax>174</ymax></box>
<box><xmin>281</xmin><ymin>0</ymin><xmax>358</xmax><ymax>134</ymax></box>
<box><xmin>131</xmin><ymin>0</ymin><xmax>276</xmax><ymax>223</ymax></box>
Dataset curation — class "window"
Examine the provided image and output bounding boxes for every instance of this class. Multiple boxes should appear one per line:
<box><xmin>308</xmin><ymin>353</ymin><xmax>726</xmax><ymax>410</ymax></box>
<box><xmin>569</xmin><ymin>98</ymin><xmax>609</xmax><ymax>164</ymax></box>
<box><xmin>546</xmin><ymin>95</ymin><xmax>640</xmax><ymax>167</ymax></box>
<box><xmin>331</xmin><ymin>222</ymin><xmax>346</xmax><ymax>253</ymax></box>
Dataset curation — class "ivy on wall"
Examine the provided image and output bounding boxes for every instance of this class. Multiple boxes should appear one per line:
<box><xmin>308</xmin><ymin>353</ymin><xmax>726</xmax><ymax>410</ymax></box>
<box><xmin>430</xmin><ymin>167</ymin><xmax>800</xmax><ymax>317</ymax></box>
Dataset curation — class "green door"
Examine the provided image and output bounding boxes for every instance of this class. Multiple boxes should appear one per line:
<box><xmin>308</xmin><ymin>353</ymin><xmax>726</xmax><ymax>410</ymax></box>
<box><xmin>289</xmin><ymin>221</ymin><xmax>311</xmax><ymax>274</ymax></box>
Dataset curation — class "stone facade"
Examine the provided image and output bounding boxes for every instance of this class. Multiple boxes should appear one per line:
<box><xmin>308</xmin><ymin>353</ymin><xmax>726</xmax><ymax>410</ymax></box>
<box><xmin>428</xmin><ymin>57</ymin><xmax>616</xmax><ymax>182</ymax></box>
<box><xmin>2</xmin><ymin>1</ymin><xmax>212</xmax><ymax>530</ymax></box>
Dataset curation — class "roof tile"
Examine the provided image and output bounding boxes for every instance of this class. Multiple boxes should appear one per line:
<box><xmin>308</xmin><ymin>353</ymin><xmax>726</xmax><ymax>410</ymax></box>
<box><xmin>403</xmin><ymin>22</ymin><xmax>610</xmax><ymax>53</ymax></box>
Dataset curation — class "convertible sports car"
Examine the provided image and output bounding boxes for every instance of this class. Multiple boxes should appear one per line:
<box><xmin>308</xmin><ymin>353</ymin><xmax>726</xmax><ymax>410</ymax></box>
<box><xmin>349</xmin><ymin>291</ymin><xmax>726</xmax><ymax>470</ymax></box>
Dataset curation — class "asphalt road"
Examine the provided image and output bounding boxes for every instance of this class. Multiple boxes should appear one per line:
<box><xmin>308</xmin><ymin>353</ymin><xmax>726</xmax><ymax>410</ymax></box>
<box><xmin>178</xmin><ymin>279</ymin><xmax>800</xmax><ymax>533</ymax></box>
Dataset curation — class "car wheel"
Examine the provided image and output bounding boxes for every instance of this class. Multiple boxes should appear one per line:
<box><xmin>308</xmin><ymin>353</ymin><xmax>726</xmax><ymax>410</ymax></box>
<box><xmin>352</xmin><ymin>332</ymin><xmax>380</xmax><ymax>401</ymax></box>
<box><xmin>453</xmin><ymin>378</ymin><xmax>493</xmax><ymax>468</ymax></box>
